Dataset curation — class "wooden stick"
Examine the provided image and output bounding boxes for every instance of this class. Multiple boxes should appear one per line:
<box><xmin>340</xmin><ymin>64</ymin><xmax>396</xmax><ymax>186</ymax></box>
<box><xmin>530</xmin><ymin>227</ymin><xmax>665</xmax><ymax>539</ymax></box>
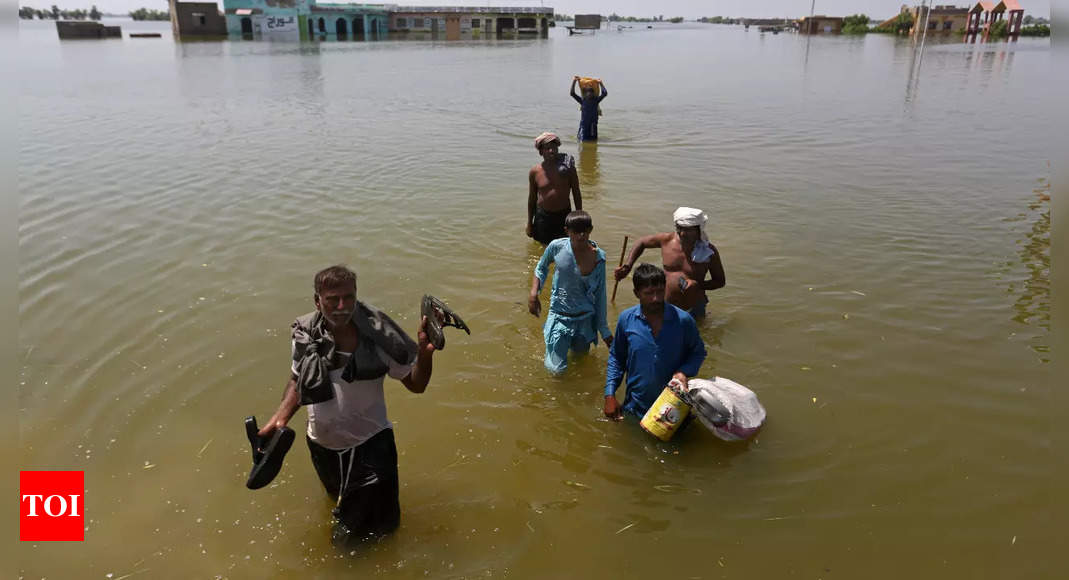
<box><xmin>611</xmin><ymin>235</ymin><xmax>629</xmax><ymax>302</ymax></box>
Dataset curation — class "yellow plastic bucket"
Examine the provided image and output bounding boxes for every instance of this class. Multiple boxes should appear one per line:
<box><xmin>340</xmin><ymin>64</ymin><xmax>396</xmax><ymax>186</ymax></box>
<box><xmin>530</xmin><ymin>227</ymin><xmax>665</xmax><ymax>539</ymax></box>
<box><xmin>639</xmin><ymin>387</ymin><xmax>691</xmax><ymax>441</ymax></box>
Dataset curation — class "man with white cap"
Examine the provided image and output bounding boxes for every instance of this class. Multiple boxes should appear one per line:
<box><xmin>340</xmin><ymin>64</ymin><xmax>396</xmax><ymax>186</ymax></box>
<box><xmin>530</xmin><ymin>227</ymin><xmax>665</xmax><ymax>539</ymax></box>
<box><xmin>528</xmin><ymin>132</ymin><xmax>582</xmax><ymax>245</ymax></box>
<box><xmin>613</xmin><ymin>207</ymin><xmax>725</xmax><ymax>317</ymax></box>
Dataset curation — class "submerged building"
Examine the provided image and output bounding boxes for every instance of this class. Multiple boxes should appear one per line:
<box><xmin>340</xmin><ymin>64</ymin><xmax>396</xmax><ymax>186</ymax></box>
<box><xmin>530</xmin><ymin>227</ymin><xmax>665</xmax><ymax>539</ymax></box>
<box><xmin>210</xmin><ymin>1</ymin><xmax>552</xmax><ymax>40</ymax></box>
<box><xmin>797</xmin><ymin>15</ymin><xmax>843</xmax><ymax>34</ymax></box>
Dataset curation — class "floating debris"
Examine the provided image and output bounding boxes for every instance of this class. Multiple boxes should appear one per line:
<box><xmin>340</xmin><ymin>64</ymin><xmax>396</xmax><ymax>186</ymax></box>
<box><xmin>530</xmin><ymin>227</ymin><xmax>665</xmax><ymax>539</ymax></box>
<box><xmin>653</xmin><ymin>484</ymin><xmax>683</xmax><ymax>493</ymax></box>
<box><xmin>615</xmin><ymin>522</ymin><xmax>635</xmax><ymax>534</ymax></box>
<box><xmin>851</xmin><ymin>290</ymin><xmax>866</xmax><ymax>296</ymax></box>
<box><xmin>564</xmin><ymin>480</ymin><xmax>590</xmax><ymax>490</ymax></box>
<box><xmin>197</xmin><ymin>439</ymin><xmax>213</xmax><ymax>458</ymax></box>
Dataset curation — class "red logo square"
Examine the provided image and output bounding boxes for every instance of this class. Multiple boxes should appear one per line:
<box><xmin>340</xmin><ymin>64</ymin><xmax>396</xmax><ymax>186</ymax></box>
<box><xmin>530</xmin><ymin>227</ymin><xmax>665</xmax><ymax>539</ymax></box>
<box><xmin>20</xmin><ymin>471</ymin><xmax>84</xmax><ymax>541</ymax></box>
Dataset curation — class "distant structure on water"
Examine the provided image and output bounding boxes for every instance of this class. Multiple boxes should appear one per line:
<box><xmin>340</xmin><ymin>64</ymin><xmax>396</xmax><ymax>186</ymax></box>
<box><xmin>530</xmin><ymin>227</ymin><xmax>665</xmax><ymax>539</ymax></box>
<box><xmin>876</xmin><ymin>2</ymin><xmax>1028</xmax><ymax>42</ymax></box>
<box><xmin>898</xmin><ymin>4</ymin><xmax>969</xmax><ymax>37</ymax></box>
<box><xmin>565</xmin><ymin>14</ymin><xmax>600</xmax><ymax>35</ymax></box>
<box><xmin>798</xmin><ymin>15</ymin><xmax>843</xmax><ymax>34</ymax></box>
<box><xmin>169</xmin><ymin>2</ymin><xmax>553</xmax><ymax>40</ymax></box>
<box><xmin>964</xmin><ymin>1</ymin><xmax>1025</xmax><ymax>41</ymax></box>
<box><xmin>55</xmin><ymin>20</ymin><xmax>121</xmax><ymax>38</ymax></box>
<box><xmin>169</xmin><ymin>1</ymin><xmax>228</xmax><ymax>38</ymax></box>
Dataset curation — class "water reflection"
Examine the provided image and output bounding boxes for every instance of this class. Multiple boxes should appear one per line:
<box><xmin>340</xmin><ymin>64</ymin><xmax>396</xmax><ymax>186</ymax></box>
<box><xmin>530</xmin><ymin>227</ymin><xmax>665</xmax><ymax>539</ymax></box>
<box><xmin>1010</xmin><ymin>178</ymin><xmax>1051</xmax><ymax>361</ymax></box>
<box><xmin>577</xmin><ymin>141</ymin><xmax>600</xmax><ymax>188</ymax></box>
<box><xmin>904</xmin><ymin>39</ymin><xmax>925</xmax><ymax>104</ymax></box>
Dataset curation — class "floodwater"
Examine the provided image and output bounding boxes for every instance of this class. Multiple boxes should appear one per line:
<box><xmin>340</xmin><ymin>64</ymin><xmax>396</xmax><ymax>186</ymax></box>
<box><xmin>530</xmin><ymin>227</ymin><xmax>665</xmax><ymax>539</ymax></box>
<box><xmin>17</xmin><ymin>18</ymin><xmax>1055</xmax><ymax>579</ymax></box>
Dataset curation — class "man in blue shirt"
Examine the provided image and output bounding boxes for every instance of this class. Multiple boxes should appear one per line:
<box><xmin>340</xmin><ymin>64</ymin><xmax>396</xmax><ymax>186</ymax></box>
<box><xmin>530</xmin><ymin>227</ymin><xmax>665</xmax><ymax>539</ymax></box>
<box><xmin>604</xmin><ymin>263</ymin><xmax>707</xmax><ymax>419</ymax></box>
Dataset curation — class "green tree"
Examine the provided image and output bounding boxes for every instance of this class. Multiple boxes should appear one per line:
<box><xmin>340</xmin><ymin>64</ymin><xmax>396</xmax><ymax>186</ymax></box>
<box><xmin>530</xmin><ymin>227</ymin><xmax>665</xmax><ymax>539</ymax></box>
<box><xmin>669</xmin><ymin>16</ymin><xmax>683</xmax><ymax>23</ymax></box>
<box><xmin>989</xmin><ymin>19</ymin><xmax>1008</xmax><ymax>38</ymax></box>
<box><xmin>19</xmin><ymin>6</ymin><xmax>35</xmax><ymax>19</ymax></box>
<box><xmin>874</xmin><ymin>11</ymin><xmax>912</xmax><ymax>34</ymax></box>
<box><xmin>1019</xmin><ymin>23</ymin><xmax>1050</xmax><ymax>36</ymax></box>
<box><xmin>842</xmin><ymin>14</ymin><xmax>870</xmax><ymax>34</ymax></box>
<box><xmin>90</xmin><ymin>5</ymin><xmax>101</xmax><ymax>20</ymax></box>
<box><xmin>50</xmin><ymin>4</ymin><xmax>60</xmax><ymax>19</ymax></box>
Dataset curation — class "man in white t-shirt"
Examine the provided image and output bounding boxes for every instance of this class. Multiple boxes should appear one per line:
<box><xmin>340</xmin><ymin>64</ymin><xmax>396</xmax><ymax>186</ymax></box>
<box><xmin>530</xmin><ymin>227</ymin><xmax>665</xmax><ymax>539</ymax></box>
<box><xmin>256</xmin><ymin>265</ymin><xmax>436</xmax><ymax>546</ymax></box>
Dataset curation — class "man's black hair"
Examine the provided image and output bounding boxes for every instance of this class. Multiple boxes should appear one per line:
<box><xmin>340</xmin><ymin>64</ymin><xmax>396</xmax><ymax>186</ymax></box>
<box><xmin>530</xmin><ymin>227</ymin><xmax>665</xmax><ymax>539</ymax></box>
<box><xmin>632</xmin><ymin>263</ymin><xmax>666</xmax><ymax>291</ymax></box>
<box><xmin>564</xmin><ymin>210</ymin><xmax>593</xmax><ymax>233</ymax></box>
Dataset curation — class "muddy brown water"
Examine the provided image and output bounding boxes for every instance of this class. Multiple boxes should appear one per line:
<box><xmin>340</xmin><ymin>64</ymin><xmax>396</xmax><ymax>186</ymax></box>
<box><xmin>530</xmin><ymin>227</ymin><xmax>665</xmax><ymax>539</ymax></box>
<box><xmin>17</xmin><ymin>19</ymin><xmax>1054</xmax><ymax>578</ymax></box>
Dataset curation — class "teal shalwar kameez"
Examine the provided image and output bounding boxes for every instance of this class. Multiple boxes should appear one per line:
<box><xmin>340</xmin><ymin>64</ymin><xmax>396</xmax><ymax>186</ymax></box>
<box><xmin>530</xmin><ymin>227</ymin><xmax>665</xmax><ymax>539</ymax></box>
<box><xmin>534</xmin><ymin>238</ymin><xmax>612</xmax><ymax>374</ymax></box>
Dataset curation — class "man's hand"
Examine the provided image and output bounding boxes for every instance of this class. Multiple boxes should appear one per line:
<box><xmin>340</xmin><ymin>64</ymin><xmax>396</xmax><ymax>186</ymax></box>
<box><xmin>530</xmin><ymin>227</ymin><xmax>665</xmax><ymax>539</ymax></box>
<box><xmin>603</xmin><ymin>395</ymin><xmax>623</xmax><ymax>420</ymax></box>
<box><xmin>613</xmin><ymin>263</ymin><xmax>631</xmax><ymax>281</ymax></box>
<box><xmin>528</xmin><ymin>293</ymin><xmax>541</xmax><ymax>317</ymax></box>
<box><xmin>256</xmin><ymin>416</ymin><xmax>287</xmax><ymax>441</ymax></box>
<box><xmin>602</xmin><ymin>335</ymin><xmax>613</xmax><ymax>348</ymax></box>
<box><xmin>526</xmin><ymin>223</ymin><xmax>534</xmax><ymax>238</ymax></box>
<box><xmin>671</xmin><ymin>372</ymin><xmax>689</xmax><ymax>392</ymax></box>
<box><xmin>417</xmin><ymin>315</ymin><xmax>437</xmax><ymax>356</ymax></box>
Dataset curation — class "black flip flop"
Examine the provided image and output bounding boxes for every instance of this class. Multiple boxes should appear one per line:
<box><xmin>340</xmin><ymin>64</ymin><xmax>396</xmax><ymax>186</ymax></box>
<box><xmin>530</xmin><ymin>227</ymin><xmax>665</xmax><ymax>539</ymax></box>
<box><xmin>421</xmin><ymin>295</ymin><xmax>471</xmax><ymax>350</ymax></box>
<box><xmin>244</xmin><ymin>415</ymin><xmax>295</xmax><ymax>490</ymax></box>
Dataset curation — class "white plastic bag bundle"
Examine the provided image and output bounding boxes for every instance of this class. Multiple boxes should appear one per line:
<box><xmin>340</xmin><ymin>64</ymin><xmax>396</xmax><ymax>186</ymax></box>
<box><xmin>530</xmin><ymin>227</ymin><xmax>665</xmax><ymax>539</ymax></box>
<box><xmin>686</xmin><ymin>377</ymin><xmax>766</xmax><ymax>441</ymax></box>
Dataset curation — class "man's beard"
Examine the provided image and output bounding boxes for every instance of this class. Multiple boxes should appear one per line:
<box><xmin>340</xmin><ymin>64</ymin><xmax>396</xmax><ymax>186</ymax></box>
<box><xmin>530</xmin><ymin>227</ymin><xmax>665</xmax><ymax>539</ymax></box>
<box><xmin>323</xmin><ymin>311</ymin><xmax>351</xmax><ymax>328</ymax></box>
<box><xmin>642</xmin><ymin>301</ymin><xmax>665</xmax><ymax>315</ymax></box>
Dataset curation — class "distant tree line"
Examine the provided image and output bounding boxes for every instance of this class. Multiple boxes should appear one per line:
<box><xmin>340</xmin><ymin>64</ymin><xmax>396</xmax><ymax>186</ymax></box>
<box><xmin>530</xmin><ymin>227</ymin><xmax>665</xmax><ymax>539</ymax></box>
<box><xmin>554</xmin><ymin>13</ymin><xmax>574</xmax><ymax>22</ymax></box>
<box><xmin>699</xmin><ymin>16</ymin><xmax>739</xmax><ymax>24</ymax></box>
<box><xmin>18</xmin><ymin>5</ymin><xmax>102</xmax><ymax>20</ymax></box>
<box><xmin>607</xmin><ymin>14</ymin><xmax>671</xmax><ymax>23</ymax></box>
<box><xmin>129</xmin><ymin>8</ymin><xmax>170</xmax><ymax>21</ymax></box>
<box><xmin>988</xmin><ymin>19</ymin><xmax>1050</xmax><ymax>38</ymax></box>
<box><xmin>1018</xmin><ymin>24</ymin><xmax>1050</xmax><ymax>36</ymax></box>
<box><xmin>1017</xmin><ymin>14</ymin><xmax>1051</xmax><ymax>36</ymax></box>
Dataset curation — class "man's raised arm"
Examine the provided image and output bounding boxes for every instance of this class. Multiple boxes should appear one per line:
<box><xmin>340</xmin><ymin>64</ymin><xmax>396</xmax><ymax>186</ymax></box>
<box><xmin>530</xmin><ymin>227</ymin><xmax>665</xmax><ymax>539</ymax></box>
<box><xmin>614</xmin><ymin>234</ymin><xmax>666</xmax><ymax>281</ymax></box>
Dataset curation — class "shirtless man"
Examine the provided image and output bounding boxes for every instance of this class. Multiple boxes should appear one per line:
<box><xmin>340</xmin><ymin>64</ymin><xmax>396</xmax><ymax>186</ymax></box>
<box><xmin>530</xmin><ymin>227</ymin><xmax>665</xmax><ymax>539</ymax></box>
<box><xmin>613</xmin><ymin>207</ymin><xmax>726</xmax><ymax>317</ymax></box>
<box><xmin>528</xmin><ymin>132</ymin><xmax>582</xmax><ymax>245</ymax></box>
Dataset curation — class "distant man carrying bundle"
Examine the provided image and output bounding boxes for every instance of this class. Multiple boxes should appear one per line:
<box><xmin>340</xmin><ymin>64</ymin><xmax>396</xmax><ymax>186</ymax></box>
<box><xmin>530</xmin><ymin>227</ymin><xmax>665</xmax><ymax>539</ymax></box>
<box><xmin>528</xmin><ymin>132</ymin><xmax>582</xmax><ymax>245</ymax></box>
<box><xmin>614</xmin><ymin>207</ymin><xmax>726</xmax><ymax>318</ymax></box>
<box><xmin>570</xmin><ymin>76</ymin><xmax>607</xmax><ymax>142</ymax></box>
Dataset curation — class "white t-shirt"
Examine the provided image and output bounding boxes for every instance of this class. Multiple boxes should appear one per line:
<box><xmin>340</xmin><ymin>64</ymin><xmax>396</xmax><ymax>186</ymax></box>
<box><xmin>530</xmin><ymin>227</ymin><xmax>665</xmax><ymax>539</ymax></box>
<box><xmin>292</xmin><ymin>344</ymin><xmax>414</xmax><ymax>451</ymax></box>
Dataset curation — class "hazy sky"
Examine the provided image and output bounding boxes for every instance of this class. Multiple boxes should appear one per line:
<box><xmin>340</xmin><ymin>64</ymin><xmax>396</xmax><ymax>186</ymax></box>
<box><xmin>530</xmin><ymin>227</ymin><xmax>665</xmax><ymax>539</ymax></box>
<box><xmin>24</xmin><ymin>0</ymin><xmax>1053</xmax><ymax>21</ymax></box>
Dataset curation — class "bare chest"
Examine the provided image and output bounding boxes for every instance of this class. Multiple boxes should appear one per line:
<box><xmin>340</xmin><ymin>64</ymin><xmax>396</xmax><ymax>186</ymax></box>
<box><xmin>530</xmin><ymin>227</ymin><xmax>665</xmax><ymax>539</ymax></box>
<box><xmin>661</xmin><ymin>243</ymin><xmax>708</xmax><ymax>277</ymax></box>
<box><xmin>534</xmin><ymin>166</ymin><xmax>566</xmax><ymax>191</ymax></box>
